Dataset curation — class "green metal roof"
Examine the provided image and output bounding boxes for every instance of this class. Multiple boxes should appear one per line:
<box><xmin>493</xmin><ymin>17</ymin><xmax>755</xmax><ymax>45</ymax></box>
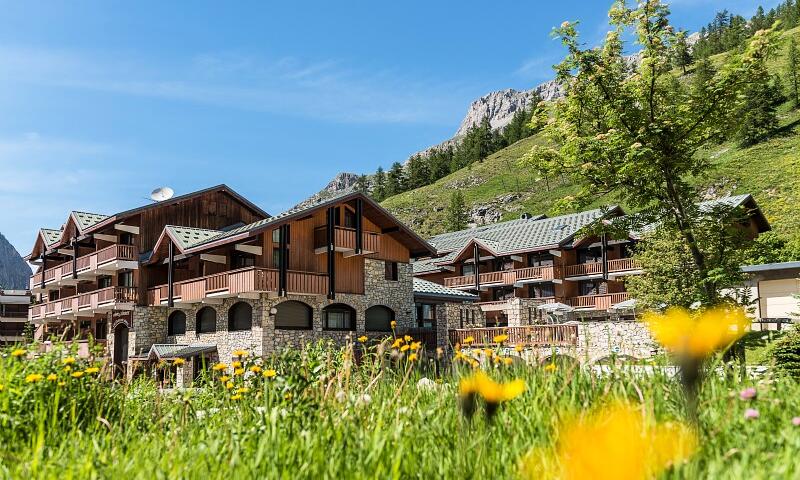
<box><xmin>148</xmin><ymin>344</ymin><xmax>217</xmax><ymax>360</ymax></box>
<box><xmin>166</xmin><ymin>226</ymin><xmax>225</xmax><ymax>251</ymax></box>
<box><xmin>72</xmin><ymin>211</ymin><xmax>111</xmax><ymax>231</ymax></box>
<box><xmin>413</xmin><ymin>278</ymin><xmax>478</xmax><ymax>301</ymax></box>
<box><xmin>40</xmin><ymin>228</ymin><xmax>63</xmax><ymax>246</ymax></box>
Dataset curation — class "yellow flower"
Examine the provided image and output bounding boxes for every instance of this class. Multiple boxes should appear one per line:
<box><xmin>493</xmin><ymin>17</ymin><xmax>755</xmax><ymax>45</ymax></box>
<box><xmin>62</xmin><ymin>356</ymin><xmax>76</xmax><ymax>365</ymax></box>
<box><xmin>493</xmin><ymin>334</ymin><xmax>509</xmax><ymax>344</ymax></box>
<box><xmin>25</xmin><ymin>373</ymin><xmax>44</xmax><ymax>383</ymax></box>
<box><xmin>459</xmin><ymin>371</ymin><xmax>525</xmax><ymax>404</ymax></box>
<box><xmin>234</xmin><ymin>368</ymin><xmax>245</xmax><ymax>376</ymax></box>
<box><xmin>236</xmin><ymin>387</ymin><xmax>250</xmax><ymax>394</ymax></box>
<box><xmin>493</xmin><ymin>357</ymin><xmax>501</xmax><ymax>364</ymax></box>
<box><xmin>0</xmin><ymin>383</ymin><xmax>4</xmax><ymax>391</ymax></box>
<box><xmin>230</xmin><ymin>394</ymin><xmax>242</xmax><ymax>400</ymax></box>
<box><xmin>390</xmin><ymin>320</ymin><xmax>397</xmax><ymax>329</ymax></box>
<box><xmin>483</xmin><ymin>348</ymin><xmax>494</xmax><ymax>357</ymax></box>
<box><xmin>219</xmin><ymin>375</ymin><xmax>231</xmax><ymax>383</ymax></box>
<box><xmin>520</xmin><ymin>403</ymin><xmax>696</xmax><ymax>480</ymax></box>
<box><xmin>11</xmin><ymin>349</ymin><xmax>26</xmax><ymax>358</ymax></box>
<box><xmin>263</xmin><ymin>369</ymin><xmax>277</xmax><ymax>379</ymax></box>
<box><xmin>212</xmin><ymin>363</ymin><xmax>228</xmax><ymax>371</ymax></box>
<box><xmin>503</xmin><ymin>357</ymin><xmax>514</xmax><ymax>366</ymax></box>
<box><xmin>232</xmin><ymin>349</ymin><xmax>249</xmax><ymax>358</ymax></box>
<box><xmin>85</xmin><ymin>367</ymin><xmax>100</xmax><ymax>374</ymax></box>
<box><xmin>358</xmin><ymin>335</ymin><xmax>368</xmax><ymax>343</ymax></box>
<box><xmin>463</xmin><ymin>336</ymin><xmax>474</xmax><ymax>345</ymax></box>
<box><xmin>408</xmin><ymin>353</ymin><xmax>418</xmax><ymax>362</ymax></box>
<box><xmin>400</xmin><ymin>344</ymin><xmax>410</xmax><ymax>352</ymax></box>
<box><xmin>172</xmin><ymin>358</ymin><xmax>185</xmax><ymax>366</ymax></box>
<box><xmin>71</xmin><ymin>371</ymin><xmax>84</xmax><ymax>379</ymax></box>
<box><xmin>249</xmin><ymin>365</ymin><xmax>262</xmax><ymax>374</ymax></box>
<box><xmin>391</xmin><ymin>339</ymin><xmax>403</xmax><ymax>349</ymax></box>
<box><xmin>57</xmin><ymin>381</ymin><xmax>66</xmax><ymax>387</ymax></box>
<box><xmin>515</xmin><ymin>344</ymin><xmax>524</xmax><ymax>353</ymax></box>
<box><xmin>645</xmin><ymin>306</ymin><xmax>749</xmax><ymax>359</ymax></box>
<box><xmin>225</xmin><ymin>381</ymin><xmax>234</xmax><ymax>390</ymax></box>
<box><xmin>455</xmin><ymin>352</ymin><xmax>466</xmax><ymax>361</ymax></box>
<box><xmin>231</xmin><ymin>361</ymin><xmax>242</xmax><ymax>369</ymax></box>
<box><xmin>63</xmin><ymin>365</ymin><xmax>72</xmax><ymax>372</ymax></box>
<box><xmin>410</xmin><ymin>341</ymin><xmax>422</xmax><ymax>351</ymax></box>
<box><xmin>46</xmin><ymin>373</ymin><xmax>58</xmax><ymax>381</ymax></box>
<box><xmin>545</xmin><ymin>363</ymin><xmax>557</xmax><ymax>373</ymax></box>
<box><xmin>404</xmin><ymin>335</ymin><xmax>413</xmax><ymax>342</ymax></box>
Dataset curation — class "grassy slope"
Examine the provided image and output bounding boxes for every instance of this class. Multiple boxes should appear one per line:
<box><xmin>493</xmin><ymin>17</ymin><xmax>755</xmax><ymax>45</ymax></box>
<box><xmin>383</xmin><ymin>28</ymin><xmax>800</xmax><ymax>247</ymax></box>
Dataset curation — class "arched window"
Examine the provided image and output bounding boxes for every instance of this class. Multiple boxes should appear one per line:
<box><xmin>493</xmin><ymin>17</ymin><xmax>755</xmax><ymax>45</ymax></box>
<box><xmin>365</xmin><ymin>305</ymin><xmax>394</xmax><ymax>332</ymax></box>
<box><xmin>168</xmin><ymin>310</ymin><xmax>186</xmax><ymax>336</ymax></box>
<box><xmin>274</xmin><ymin>301</ymin><xmax>312</xmax><ymax>330</ymax></box>
<box><xmin>323</xmin><ymin>303</ymin><xmax>356</xmax><ymax>331</ymax></box>
<box><xmin>196</xmin><ymin>307</ymin><xmax>217</xmax><ymax>333</ymax></box>
<box><xmin>228</xmin><ymin>302</ymin><xmax>253</xmax><ymax>331</ymax></box>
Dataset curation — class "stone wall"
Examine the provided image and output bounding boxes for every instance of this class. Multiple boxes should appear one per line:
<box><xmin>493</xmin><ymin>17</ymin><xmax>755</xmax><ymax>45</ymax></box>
<box><xmin>575</xmin><ymin>320</ymin><xmax>657</xmax><ymax>363</ymax></box>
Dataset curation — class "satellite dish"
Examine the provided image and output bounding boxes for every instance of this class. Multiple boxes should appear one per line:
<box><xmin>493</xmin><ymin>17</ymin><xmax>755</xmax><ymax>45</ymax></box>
<box><xmin>150</xmin><ymin>187</ymin><xmax>175</xmax><ymax>202</ymax></box>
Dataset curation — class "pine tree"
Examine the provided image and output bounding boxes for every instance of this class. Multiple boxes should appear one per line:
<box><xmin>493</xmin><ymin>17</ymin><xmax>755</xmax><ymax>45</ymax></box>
<box><xmin>788</xmin><ymin>36</ymin><xmax>800</xmax><ymax>108</ymax></box>
<box><xmin>445</xmin><ymin>191</ymin><xmax>469</xmax><ymax>232</ymax></box>
<box><xmin>385</xmin><ymin>162</ymin><xmax>406</xmax><ymax>197</ymax></box>
<box><xmin>355</xmin><ymin>174</ymin><xmax>369</xmax><ymax>195</ymax></box>
<box><xmin>373</xmin><ymin>167</ymin><xmax>386</xmax><ymax>201</ymax></box>
<box><xmin>407</xmin><ymin>154</ymin><xmax>431</xmax><ymax>189</ymax></box>
<box><xmin>736</xmin><ymin>73</ymin><xmax>786</xmax><ymax>147</ymax></box>
<box><xmin>673</xmin><ymin>30</ymin><xmax>693</xmax><ymax>75</ymax></box>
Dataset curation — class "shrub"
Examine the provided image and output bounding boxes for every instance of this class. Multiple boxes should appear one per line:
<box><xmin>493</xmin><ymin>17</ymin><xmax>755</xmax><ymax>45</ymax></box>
<box><xmin>770</xmin><ymin>325</ymin><xmax>800</xmax><ymax>377</ymax></box>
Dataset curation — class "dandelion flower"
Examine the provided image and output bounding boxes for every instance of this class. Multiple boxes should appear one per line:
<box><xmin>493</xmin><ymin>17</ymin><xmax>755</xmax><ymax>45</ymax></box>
<box><xmin>57</xmin><ymin>381</ymin><xmax>66</xmax><ymax>387</ymax></box>
<box><xmin>71</xmin><ymin>371</ymin><xmax>84</xmax><ymax>379</ymax></box>
<box><xmin>232</xmin><ymin>349</ymin><xmax>249</xmax><ymax>358</ymax></box>
<box><xmin>459</xmin><ymin>371</ymin><xmax>525</xmax><ymax>418</ymax></box>
<box><xmin>358</xmin><ymin>335</ymin><xmax>368</xmax><ymax>343</ymax></box>
<box><xmin>172</xmin><ymin>358</ymin><xmax>185</xmax><ymax>366</ymax></box>
<box><xmin>493</xmin><ymin>334</ymin><xmax>509</xmax><ymax>344</ymax></box>
<box><xmin>219</xmin><ymin>375</ymin><xmax>231</xmax><ymax>383</ymax></box>
<box><xmin>390</xmin><ymin>320</ymin><xmax>397</xmax><ymax>329</ymax></box>
<box><xmin>545</xmin><ymin>363</ymin><xmax>557</xmax><ymax>373</ymax></box>
<box><xmin>520</xmin><ymin>402</ymin><xmax>696</xmax><ymax>480</ymax></box>
<box><xmin>212</xmin><ymin>363</ymin><xmax>228</xmax><ymax>372</ymax></box>
<box><xmin>234</xmin><ymin>368</ymin><xmax>245</xmax><ymax>376</ymax></box>
<box><xmin>63</xmin><ymin>365</ymin><xmax>72</xmax><ymax>372</ymax></box>
<box><xmin>400</xmin><ymin>344</ymin><xmax>410</xmax><ymax>352</ymax></box>
<box><xmin>225</xmin><ymin>381</ymin><xmax>234</xmax><ymax>390</ymax></box>
<box><xmin>0</xmin><ymin>384</ymin><xmax>4</xmax><ymax>391</ymax></box>
<box><xmin>410</xmin><ymin>341</ymin><xmax>422</xmax><ymax>351</ymax></box>
<box><xmin>408</xmin><ymin>353</ymin><xmax>418</xmax><ymax>362</ymax></box>
<box><xmin>62</xmin><ymin>356</ymin><xmax>76</xmax><ymax>365</ymax></box>
<box><xmin>515</xmin><ymin>344</ymin><xmax>524</xmax><ymax>353</ymax></box>
<box><xmin>25</xmin><ymin>373</ymin><xmax>44</xmax><ymax>383</ymax></box>
<box><xmin>11</xmin><ymin>349</ymin><xmax>26</xmax><ymax>358</ymax></box>
<box><xmin>463</xmin><ymin>336</ymin><xmax>474</xmax><ymax>345</ymax></box>
<box><xmin>483</xmin><ymin>349</ymin><xmax>493</xmax><ymax>357</ymax></box>
<box><xmin>645</xmin><ymin>306</ymin><xmax>748</xmax><ymax>359</ymax></box>
<box><xmin>85</xmin><ymin>367</ymin><xmax>100</xmax><ymax>374</ymax></box>
<box><xmin>47</xmin><ymin>373</ymin><xmax>58</xmax><ymax>381</ymax></box>
<box><xmin>230</xmin><ymin>394</ymin><xmax>242</xmax><ymax>401</ymax></box>
<box><xmin>391</xmin><ymin>339</ymin><xmax>403</xmax><ymax>349</ymax></box>
<box><xmin>263</xmin><ymin>369</ymin><xmax>277</xmax><ymax>379</ymax></box>
<box><xmin>503</xmin><ymin>357</ymin><xmax>514</xmax><ymax>366</ymax></box>
<box><xmin>249</xmin><ymin>365</ymin><xmax>262</xmax><ymax>374</ymax></box>
<box><xmin>231</xmin><ymin>361</ymin><xmax>242</xmax><ymax>369</ymax></box>
<box><xmin>404</xmin><ymin>335</ymin><xmax>413</xmax><ymax>342</ymax></box>
<box><xmin>236</xmin><ymin>387</ymin><xmax>250</xmax><ymax>394</ymax></box>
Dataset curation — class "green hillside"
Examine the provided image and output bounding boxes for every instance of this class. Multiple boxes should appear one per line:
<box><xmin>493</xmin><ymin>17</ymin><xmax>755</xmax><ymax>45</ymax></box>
<box><xmin>382</xmin><ymin>29</ymin><xmax>800</xmax><ymax>255</ymax></box>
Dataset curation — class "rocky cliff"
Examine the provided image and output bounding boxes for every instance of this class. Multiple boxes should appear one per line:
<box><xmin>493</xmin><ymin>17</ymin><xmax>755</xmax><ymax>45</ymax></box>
<box><xmin>0</xmin><ymin>232</ymin><xmax>31</xmax><ymax>289</ymax></box>
<box><xmin>292</xmin><ymin>172</ymin><xmax>361</xmax><ymax>210</ymax></box>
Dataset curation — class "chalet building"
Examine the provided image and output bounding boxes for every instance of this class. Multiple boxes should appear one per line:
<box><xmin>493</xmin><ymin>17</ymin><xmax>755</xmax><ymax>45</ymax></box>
<box><xmin>0</xmin><ymin>290</ymin><xmax>31</xmax><ymax>344</ymax></box>
<box><xmin>26</xmin><ymin>185</ymin><xmax>435</xmax><ymax>380</ymax></box>
<box><xmin>414</xmin><ymin>194</ymin><xmax>770</xmax><ymax>328</ymax></box>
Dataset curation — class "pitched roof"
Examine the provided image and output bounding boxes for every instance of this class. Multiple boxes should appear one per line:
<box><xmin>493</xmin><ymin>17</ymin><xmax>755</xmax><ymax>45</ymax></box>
<box><xmin>427</xmin><ymin>214</ymin><xmax>546</xmax><ymax>253</ymax></box>
<box><xmin>71</xmin><ymin>211</ymin><xmax>111</xmax><ymax>231</ymax></box>
<box><xmin>40</xmin><ymin>228</ymin><xmax>63</xmax><ymax>246</ymax></box>
<box><xmin>413</xmin><ymin>278</ymin><xmax>478</xmax><ymax>301</ymax></box>
<box><xmin>741</xmin><ymin>261</ymin><xmax>800</xmax><ymax>273</ymax></box>
<box><xmin>147</xmin><ymin>344</ymin><xmax>217</xmax><ymax>360</ymax></box>
<box><xmin>166</xmin><ymin>226</ymin><xmax>225</xmax><ymax>251</ymax></box>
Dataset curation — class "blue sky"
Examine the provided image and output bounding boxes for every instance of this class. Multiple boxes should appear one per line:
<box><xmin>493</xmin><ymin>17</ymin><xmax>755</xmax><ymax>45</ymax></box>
<box><xmin>0</xmin><ymin>0</ymin><xmax>780</xmax><ymax>256</ymax></box>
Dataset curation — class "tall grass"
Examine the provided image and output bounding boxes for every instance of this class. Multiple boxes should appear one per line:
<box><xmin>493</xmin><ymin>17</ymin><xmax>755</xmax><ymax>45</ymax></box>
<box><xmin>0</xmin><ymin>341</ymin><xmax>798</xmax><ymax>479</ymax></box>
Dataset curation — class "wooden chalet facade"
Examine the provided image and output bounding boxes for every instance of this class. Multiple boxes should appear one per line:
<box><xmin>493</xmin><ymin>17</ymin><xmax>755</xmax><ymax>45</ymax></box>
<box><xmin>0</xmin><ymin>290</ymin><xmax>31</xmax><ymax>344</ymax></box>
<box><xmin>26</xmin><ymin>186</ymin><xmax>434</xmax><ymax>381</ymax></box>
<box><xmin>414</xmin><ymin>194</ymin><xmax>770</xmax><ymax>327</ymax></box>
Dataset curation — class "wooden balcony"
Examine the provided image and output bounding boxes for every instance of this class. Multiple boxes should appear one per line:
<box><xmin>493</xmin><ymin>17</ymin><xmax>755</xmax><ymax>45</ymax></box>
<box><xmin>444</xmin><ymin>274</ymin><xmax>476</xmax><ymax>289</ymax></box>
<box><xmin>444</xmin><ymin>266</ymin><xmax>560</xmax><ymax>290</ymax></box>
<box><xmin>313</xmin><ymin>226</ymin><xmax>381</xmax><ymax>256</ymax></box>
<box><xmin>567</xmin><ymin>292</ymin><xmax>630</xmax><ymax>310</ymax></box>
<box><xmin>38</xmin><ymin>339</ymin><xmax>107</xmax><ymax>358</ymax></box>
<box><xmin>475</xmin><ymin>297</ymin><xmax>558</xmax><ymax>312</ymax></box>
<box><xmin>564</xmin><ymin>262</ymin><xmax>604</xmax><ymax>278</ymax></box>
<box><xmin>29</xmin><ymin>286</ymin><xmax>138</xmax><ymax>322</ymax></box>
<box><xmin>30</xmin><ymin>245</ymin><xmax>139</xmax><ymax>291</ymax></box>
<box><xmin>607</xmin><ymin>258</ymin><xmax>641</xmax><ymax>275</ymax></box>
<box><xmin>449</xmin><ymin>324</ymin><xmax>578</xmax><ymax>348</ymax></box>
<box><xmin>147</xmin><ymin>266</ymin><xmax>329</xmax><ymax>306</ymax></box>
<box><xmin>513</xmin><ymin>265</ymin><xmax>558</xmax><ymax>283</ymax></box>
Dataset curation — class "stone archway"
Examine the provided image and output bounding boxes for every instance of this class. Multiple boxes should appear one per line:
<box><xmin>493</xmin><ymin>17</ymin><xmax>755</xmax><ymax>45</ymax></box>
<box><xmin>113</xmin><ymin>323</ymin><xmax>129</xmax><ymax>379</ymax></box>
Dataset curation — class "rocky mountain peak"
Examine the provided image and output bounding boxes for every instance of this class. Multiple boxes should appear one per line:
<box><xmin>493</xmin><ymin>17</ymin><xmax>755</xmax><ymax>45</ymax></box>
<box><xmin>292</xmin><ymin>172</ymin><xmax>360</xmax><ymax>210</ymax></box>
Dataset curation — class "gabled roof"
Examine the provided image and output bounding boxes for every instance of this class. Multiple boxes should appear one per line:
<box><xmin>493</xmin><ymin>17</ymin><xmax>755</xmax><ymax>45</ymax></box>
<box><xmin>166</xmin><ymin>226</ymin><xmax>225</xmax><ymax>251</ymax></box>
<box><xmin>413</xmin><ymin>278</ymin><xmax>478</xmax><ymax>302</ymax></box>
<box><xmin>71</xmin><ymin>211</ymin><xmax>110</xmax><ymax>231</ymax></box>
<box><xmin>40</xmin><ymin>228</ymin><xmax>63</xmax><ymax>246</ymax></box>
<box><xmin>147</xmin><ymin>344</ymin><xmax>217</xmax><ymax>360</ymax></box>
<box><xmin>699</xmin><ymin>193</ymin><xmax>770</xmax><ymax>233</ymax></box>
<box><xmin>428</xmin><ymin>214</ymin><xmax>547</xmax><ymax>253</ymax></box>
<box><xmin>151</xmin><ymin>190</ymin><xmax>435</xmax><ymax>259</ymax></box>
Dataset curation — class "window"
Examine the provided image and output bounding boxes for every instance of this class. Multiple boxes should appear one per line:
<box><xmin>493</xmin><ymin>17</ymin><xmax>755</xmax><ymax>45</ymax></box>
<box><xmin>493</xmin><ymin>287</ymin><xmax>515</xmax><ymax>301</ymax></box>
<box><xmin>462</xmin><ymin>263</ymin><xmax>475</xmax><ymax>277</ymax></box>
<box><xmin>98</xmin><ymin>276</ymin><xmax>112</xmax><ymax>289</ymax></box>
<box><xmin>119</xmin><ymin>232</ymin><xmax>135</xmax><ymax>246</ymax></box>
<box><xmin>118</xmin><ymin>271</ymin><xmax>133</xmax><ymax>287</ymax></box>
<box><xmin>579</xmin><ymin>280</ymin><xmax>604</xmax><ymax>296</ymax></box>
<box><xmin>272</xmin><ymin>226</ymin><xmax>290</xmax><ymax>244</ymax></box>
<box><xmin>228</xmin><ymin>302</ymin><xmax>253</xmax><ymax>331</ymax></box>
<box><xmin>272</xmin><ymin>248</ymin><xmax>289</xmax><ymax>269</ymax></box>
<box><xmin>494</xmin><ymin>257</ymin><xmax>515</xmax><ymax>271</ymax></box>
<box><xmin>196</xmin><ymin>307</ymin><xmax>217</xmax><ymax>333</ymax></box>
<box><xmin>49</xmin><ymin>290</ymin><xmax>60</xmax><ymax>301</ymax></box>
<box><xmin>232</xmin><ymin>252</ymin><xmax>255</xmax><ymax>269</ymax></box>
<box><xmin>384</xmin><ymin>261</ymin><xmax>399</xmax><ymax>281</ymax></box>
<box><xmin>528</xmin><ymin>253</ymin><xmax>554</xmax><ymax>267</ymax></box>
<box><xmin>416</xmin><ymin>303</ymin><xmax>436</xmax><ymax>329</ymax></box>
<box><xmin>578</xmin><ymin>247</ymin><xmax>603</xmax><ymax>264</ymax></box>
<box><xmin>529</xmin><ymin>282</ymin><xmax>555</xmax><ymax>298</ymax></box>
<box><xmin>274</xmin><ymin>301</ymin><xmax>313</xmax><ymax>329</ymax></box>
<box><xmin>95</xmin><ymin>319</ymin><xmax>108</xmax><ymax>340</ymax></box>
<box><xmin>365</xmin><ymin>305</ymin><xmax>394</xmax><ymax>331</ymax></box>
<box><xmin>323</xmin><ymin>304</ymin><xmax>356</xmax><ymax>330</ymax></box>
<box><xmin>168</xmin><ymin>310</ymin><xmax>187</xmax><ymax>336</ymax></box>
<box><xmin>344</xmin><ymin>208</ymin><xmax>356</xmax><ymax>228</ymax></box>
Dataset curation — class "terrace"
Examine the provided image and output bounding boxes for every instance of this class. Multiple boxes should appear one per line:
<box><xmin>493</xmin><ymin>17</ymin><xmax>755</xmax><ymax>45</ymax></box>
<box><xmin>29</xmin><ymin>286</ymin><xmax>138</xmax><ymax>323</ymax></box>
<box><xmin>443</xmin><ymin>265</ymin><xmax>559</xmax><ymax>290</ymax></box>
<box><xmin>30</xmin><ymin>244</ymin><xmax>139</xmax><ymax>291</ymax></box>
<box><xmin>313</xmin><ymin>226</ymin><xmax>381</xmax><ymax>256</ymax></box>
<box><xmin>448</xmin><ymin>324</ymin><xmax>579</xmax><ymax>348</ymax></box>
<box><xmin>563</xmin><ymin>258</ymin><xmax>641</xmax><ymax>279</ymax></box>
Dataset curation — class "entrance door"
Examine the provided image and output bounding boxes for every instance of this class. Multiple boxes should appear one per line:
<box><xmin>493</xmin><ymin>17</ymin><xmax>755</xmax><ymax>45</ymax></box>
<box><xmin>113</xmin><ymin>324</ymin><xmax>129</xmax><ymax>378</ymax></box>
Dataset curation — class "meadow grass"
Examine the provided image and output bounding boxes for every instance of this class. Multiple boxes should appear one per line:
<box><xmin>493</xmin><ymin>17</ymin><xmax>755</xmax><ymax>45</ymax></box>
<box><xmin>1</xmin><ymin>341</ymin><xmax>799</xmax><ymax>479</ymax></box>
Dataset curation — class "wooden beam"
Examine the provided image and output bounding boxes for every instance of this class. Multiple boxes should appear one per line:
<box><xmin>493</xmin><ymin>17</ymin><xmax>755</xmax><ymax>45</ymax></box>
<box><xmin>94</xmin><ymin>234</ymin><xmax>117</xmax><ymax>242</ymax></box>
<box><xmin>114</xmin><ymin>224</ymin><xmax>140</xmax><ymax>234</ymax></box>
<box><xmin>327</xmin><ymin>207</ymin><xmax>336</xmax><ymax>300</ymax></box>
<box><xmin>473</xmin><ymin>243</ymin><xmax>480</xmax><ymax>292</ymax></box>
<box><xmin>548</xmin><ymin>249</ymin><xmax>563</xmax><ymax>257</ymax></box>
<box><xmin>71</xmin><ymin>237</ymin><xmax>78</xmax><ymax>279</ymax></box>
<box><xmin>200</xmin><ymin>254</ymin><xmax>226</xmax><ymax>264</ymax></box>
<box><xmin>167</xmin><ymin>241</ymin><xmax>174</xmax><ymax>308</ymax></box>
<box><xmin>161</xmin><ymin>253</ymin><xmax>191</xmax><ymax>264</ymax></box>
<box><xmin>235</xmin><ymin>244</ymin><xmax>262</xmax><ymax>256</ymax></box>
<box><xmin>355</xmin><ymin>198</ymin><xmax>363</xmax><ymax>254</ymax></box>
<box><xmin>57</xmin><ymin>248</ymin><xmax>74</xmax><ymax>256</ymax></box>
<box><xmin>381</xmin><ymin>226</ymin><xmax>400</xmax><ymax>234</ymax></box>
<box><xmin>510</xmin><ymin>255</ymin><xmax>523</xmax><ymax>262</ymax></box>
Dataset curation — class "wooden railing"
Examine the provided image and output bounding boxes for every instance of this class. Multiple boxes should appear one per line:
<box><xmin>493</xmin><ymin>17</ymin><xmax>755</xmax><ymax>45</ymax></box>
<box><xmin>445</xmin><ymin>265</ymin><xmax>561</xmax><ymax>289</ymax></box>
<box><xmin>607</xmin><ymin>258</ymin><xmax>640</xmax><ymax>272</ymax></box>
<box><xmin>449</xmin><ymin>324</ymin><xmax>578</xmax><ymax>348</ymax></box>
<box><xmin>567</xmin><ymin>292</ymin><xmax>630</xmax><ymax>309</ymax></box>
<box><xmin>29</xmin><ymin>287</ymin><xmax>138</xmax><ymax>320</ymax></box>
<box><xmin>564</xmin><ymin>262</ymin><xmax>604</xmax><ymax>277</ymax></box>
<box><xmin>147</xmin><ymin>267</ymin><xmax>329</xmax><ymax>306</ymax></box>
<box><xmin>444</xmin><ymin>274</ymin><xmax>476</xmax><ymax>289</ymax></box>
<box><xmin>514</xmin><ymin>265</ymin><xmax>557</xmax><ymax>282</ymax></box>
<box><xmin>313</xmin><ymin>226</ymin><xmax>381</xmax><ymax>253</ymax></box>
<box><xmin>30</xmin><ymin>244</ymin><xmax>139</xmax><ymax>288</ymax></box>
<box><xmin>39</xmin><ymin>339</ymin><xmax>107</xmax><ymax>358</ymax></box>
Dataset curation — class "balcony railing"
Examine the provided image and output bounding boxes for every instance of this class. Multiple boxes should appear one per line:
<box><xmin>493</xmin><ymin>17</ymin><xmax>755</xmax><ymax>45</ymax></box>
<box><xmin>607</xmin><ymin>258</ymin><xmax>640</xmax><ymax>273</ymax></box>
<box><xmin>313</xmin><ymin>226</ymin><xmax>381</xmax><ymax>254</ymax></box>
<box><xmin>567</xmin><ymin>292</ymin><xmax>630</xmax><ymax>310</ymax></box>
<box><xmin>564</xmin><ymin>262</ymin><xmax>604</xmax><ymax>278</ymax></box>
<box><xmin>39</xmin><ymin>339</ymin><xmax>107</xmax><ymax>358</ymax></box>
<box><xmin>29</xmin><ymin>286</ymin><xmax>138</xmax><ymax>321</ymax></box>
<box><xmin>449</xmin><ymin>324</ymin><xmax>578</xmax><ymax>348</ymax></box>
<box><xmin>30</xmin><ymin>244</ymin><xmax>139</xmax><ymax>289</ymax></box>
<box><xmin>444</xmin><ymin>266</ymin><xmax>560</xmax><ymax>289</ymax></box>
<box><xmin>147</xmin><ymin>266</ymin><xmax>329</xmax><ymax>306</ymax></box>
